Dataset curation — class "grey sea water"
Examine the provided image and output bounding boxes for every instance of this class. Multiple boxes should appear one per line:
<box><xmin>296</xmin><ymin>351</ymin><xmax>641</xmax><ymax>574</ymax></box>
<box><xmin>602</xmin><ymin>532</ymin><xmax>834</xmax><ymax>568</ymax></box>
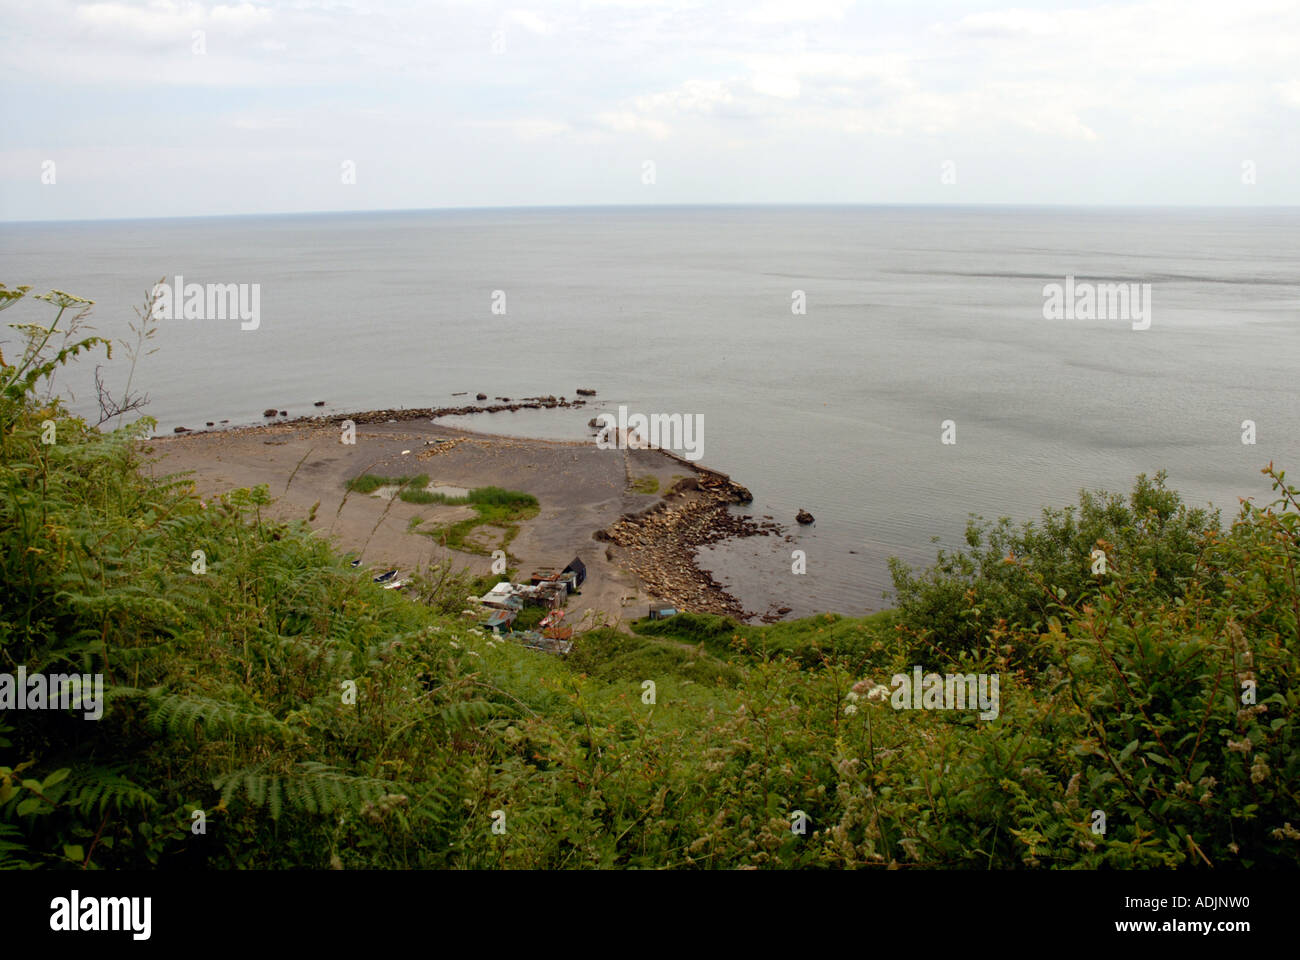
<box><xmin>2</xmin><ymin>205</ymin><xmax>1297</xmax><ymax>616</ymax></box>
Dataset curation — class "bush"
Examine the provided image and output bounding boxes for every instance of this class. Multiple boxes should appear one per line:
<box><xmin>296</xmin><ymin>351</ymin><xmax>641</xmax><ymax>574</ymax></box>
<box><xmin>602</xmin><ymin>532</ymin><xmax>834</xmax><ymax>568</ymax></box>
<box><xmin>888</xmin><ymin>471</ymin><xmax>1221</xmax><ymax>662</ymax></box>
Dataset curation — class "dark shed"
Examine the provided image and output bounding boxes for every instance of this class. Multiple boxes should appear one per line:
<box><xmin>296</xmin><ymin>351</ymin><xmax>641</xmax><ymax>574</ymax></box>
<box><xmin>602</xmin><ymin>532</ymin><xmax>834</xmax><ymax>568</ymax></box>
<box><xmin>562</xmin><ymin>557</ymin><xmax>587</xmax><ymax>588</ymax></box>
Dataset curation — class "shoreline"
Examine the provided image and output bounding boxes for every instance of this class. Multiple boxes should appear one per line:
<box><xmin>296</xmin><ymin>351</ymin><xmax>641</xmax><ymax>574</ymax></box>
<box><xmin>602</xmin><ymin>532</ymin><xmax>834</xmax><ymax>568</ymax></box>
<box><xmin>146</xmin><ymin>400</ymin><xmax>786</xmax><ymax>628</ymax></box>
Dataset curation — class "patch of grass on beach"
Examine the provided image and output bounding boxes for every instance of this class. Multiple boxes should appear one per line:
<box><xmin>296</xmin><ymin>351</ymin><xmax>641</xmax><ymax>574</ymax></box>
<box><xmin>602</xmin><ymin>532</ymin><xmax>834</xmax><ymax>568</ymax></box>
<box><xmin>399</xmin><ymin>488</ymin><xmax>440</xmax><ymax>504</ymax></box>
<box><xmin>347</xmin><ymin>472</ymin><xmax>443</xmax><ymax>504</ymax></box>
<box><xmin>344</xmin><ymin>475</ymin><xmax>538</xmax><ymax>551</ymax></box>
<box><xmin>347</xmin><ymin>472</ymin><xmax>483</xmax><ymax>506</ymax></box>
<box><xmin>422</xmin><ymin>486</ymin><xmax>539</xmax><ymax>556</ymax></box>
<box><xmin>346</xmin><ymin>472</ymin><xmax>428</xmax><ymax>494</ymax></box>
<box><xmin>630</xmin><ymin>474</ymin><xmax>659</xmax><ymax>495</ymax></box>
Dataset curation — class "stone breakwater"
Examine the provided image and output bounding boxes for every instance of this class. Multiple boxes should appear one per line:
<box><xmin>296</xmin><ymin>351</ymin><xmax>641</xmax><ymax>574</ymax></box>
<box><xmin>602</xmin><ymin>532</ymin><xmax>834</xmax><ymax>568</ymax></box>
<box><xmin>337</xmin><ymin>395</ymin><xmax>586</xmax><ymax>426</ymax></box>
<box><xmin>168</xmin><ymin>395</ymin><xmax>587</xmax><ymax>434</ymax></box>
<box><xmin>596</xmin><ymin>467</ymin><xmax>785</xmax><ymax>620</ymax></box>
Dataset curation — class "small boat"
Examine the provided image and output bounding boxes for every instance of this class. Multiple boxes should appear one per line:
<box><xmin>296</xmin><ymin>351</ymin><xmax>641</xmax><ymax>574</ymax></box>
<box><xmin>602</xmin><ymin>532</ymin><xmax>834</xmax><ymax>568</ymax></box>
<box><xmin>349</xmin><ymin>558</ymin><xmax>362</xmax><ymax>568</ymax></box>
<box><xmin>373</xmin><ymin>569</ymin><xmax>398</xmax><ymax>583</ymax></box>
<box><xmin>382</xmin><ymin>579</ymin><xmax>408</xmax><ymax>591</ymax></box>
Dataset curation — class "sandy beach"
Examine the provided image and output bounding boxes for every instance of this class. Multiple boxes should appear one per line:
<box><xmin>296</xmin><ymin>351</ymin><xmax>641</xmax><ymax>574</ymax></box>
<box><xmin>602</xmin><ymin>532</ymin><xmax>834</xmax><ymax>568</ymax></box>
<box><xmin>144</xmin><ymin>407</ymin><xmax>769</xmax><ymax>629</ymax></box>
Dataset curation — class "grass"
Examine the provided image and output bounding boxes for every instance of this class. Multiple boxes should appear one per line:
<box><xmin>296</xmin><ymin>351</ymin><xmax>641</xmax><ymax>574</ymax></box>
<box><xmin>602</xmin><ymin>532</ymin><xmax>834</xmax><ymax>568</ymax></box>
<box><xmin>631</xmin><ymin>608</ymin><xmax>899</xmax><ymax>670</ymax></box>
<box><xmin>630</xmin><ymin>474</ymin><xmax>659</xmax><ymax>495</ymax></box>
<box><xmin>419</xmin><ymin>486</ymin><xmax>540</xmax><ymax>556</ymax></box>
<box><xmin>345</xmin><ymin>474</ymin><xmax>540</xmax><ymax>555</ymax></box>
<box><xmin>512</xmin><ymin>605</ymin><xmax>547</xmax><ymax>631</ymax></box>
<box><xmin>346</xmin><ymin>472</ymin><xmax>428</xmax><ymax>494</ymax></box>
<box><xmin>565</xmin><ymin>626</ymin><xmax>743</xmax><ymax>686</ymax></box>
<box><xmin>345</xmin><ymin>472</ymin><xmax>447</xmax><ymax>504</ymax></box>
<box><xmin>399</xmin><ymin>489</ymin><xmax>440</xmax><ymax>504</ymax></box>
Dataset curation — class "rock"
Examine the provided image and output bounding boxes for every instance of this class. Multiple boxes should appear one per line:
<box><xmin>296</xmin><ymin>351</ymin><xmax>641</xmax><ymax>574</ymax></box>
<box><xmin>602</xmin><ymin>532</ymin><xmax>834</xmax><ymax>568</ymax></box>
<box><xmin>279</xmin><ymin>410</ymin><xmax>287</xmax><ymax>416</ymax></box>
<box><xmin>777</xmin><ymin>606</ymin><xmax>792</xmax><ymax>615</ymax></box>
<box><xmin>205</xmin><ymin>421</ymin><xmax>214</xmax><ymax>426</ymax></box>
<box><xmin>576</xmin><ymin>388</ymin><xmax>596</xmax><ymax>396</ymax></box>
<box><xmin>588</xmin><ymin>417</ymin><xmax>602</xmax><ymax>428</ymax></box>
<box><xmin>796</xmin><ymin>509</ymin><xmax>815</xmax><ymax>525</ymax></box>
<box><xmin>666</xmin><ymin>476</ymin><xmax>699</xmax><ymax>495</ymax></box>
<box><xmin>173</xmin><ymin>426</ymin><xmax>190</xmax><ymax>433</ymax></box>
<box><xmin>262</xmin><ymin>409</ymin><xmax>278</xmax><ymax>417</ymax></box>
<box><xmin>314</xmin><ymin>400</ymin><xmax>325</xmax><ymax>406</ymax></box>
<box><xmin>476</xmin><ymin>393</ymin><xmax>487</xmax><ymax>401</ymax></box>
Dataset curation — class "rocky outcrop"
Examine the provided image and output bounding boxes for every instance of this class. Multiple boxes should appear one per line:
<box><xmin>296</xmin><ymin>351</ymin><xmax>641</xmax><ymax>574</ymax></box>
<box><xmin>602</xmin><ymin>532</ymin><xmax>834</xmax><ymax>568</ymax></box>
<box><xmin>598</xmin><ymin>471</ymin><xmax>782</xmax><ymax>619</ymax></box>
<box><xmin>796</xmin><ymin>509</ymin><xmax>815</xmax><ymax>525</ymax></box>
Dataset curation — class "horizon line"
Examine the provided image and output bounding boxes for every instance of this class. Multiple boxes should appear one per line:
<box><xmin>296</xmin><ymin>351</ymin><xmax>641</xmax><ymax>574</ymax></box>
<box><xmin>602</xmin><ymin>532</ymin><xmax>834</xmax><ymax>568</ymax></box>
<box><xmin>4</xmin><ymin>200</ymin><xmax>1298</xmax><ymax>227</ymax></box>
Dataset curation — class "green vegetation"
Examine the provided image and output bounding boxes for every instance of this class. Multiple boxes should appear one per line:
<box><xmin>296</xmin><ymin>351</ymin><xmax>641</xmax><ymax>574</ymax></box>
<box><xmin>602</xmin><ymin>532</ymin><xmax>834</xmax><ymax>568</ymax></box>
<box><xmin>398</xmin><ymin>489</ymin><xmax>440</xmax><ymax>505</ymax></box>
<box><xmin>630</xmin><ymin>474</ymin><xmax>659</xmax><ymax>495</ymax></box>
<box><xmin>2</xmin><ymin>285</ymin><xmax>1297</xmax><ymax>869</ymax></box>
<box><xmin>345</xmin><ymin>473</ymin><xmax>443</xmax><ymax>505</ymax></box>
<box><xmin>345</xmin><ymin>473</ymin><xmax>539</xmax><ymax>553</ymax></box>
<box><xmin>346</xmin><ymin>473</ymin><xmax>424</xmax><ymax>495</ymax></box>
<box><xmin>511</xmin><ymin>605</ymin><xmax>546</xmax><ymax>632</ymax></box>
<box><xmin>418</xmin><ymin>486</ymin><xmax>539</xmax><ymax>556</ymax></box>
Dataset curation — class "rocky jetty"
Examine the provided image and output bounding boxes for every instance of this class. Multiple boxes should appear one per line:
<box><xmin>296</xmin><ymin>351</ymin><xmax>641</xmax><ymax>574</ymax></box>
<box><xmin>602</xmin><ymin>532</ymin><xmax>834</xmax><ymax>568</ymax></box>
<box><xmin>597</xmin><ymin>468</ymin><xmax>780</xmax><ymax>619</ymax></box>
<box><xmin>335</xmin><ymin>395</ymin><xmax>587</xmax><ymax>427</ymax></box>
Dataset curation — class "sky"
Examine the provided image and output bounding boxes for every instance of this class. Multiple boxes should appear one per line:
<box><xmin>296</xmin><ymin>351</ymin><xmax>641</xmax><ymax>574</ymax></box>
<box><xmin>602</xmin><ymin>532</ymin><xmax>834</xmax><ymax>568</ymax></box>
<box><xmin>1</xmin><ymin>0</ymin><xmax>1297</xmax><ymax>221</ymax></box>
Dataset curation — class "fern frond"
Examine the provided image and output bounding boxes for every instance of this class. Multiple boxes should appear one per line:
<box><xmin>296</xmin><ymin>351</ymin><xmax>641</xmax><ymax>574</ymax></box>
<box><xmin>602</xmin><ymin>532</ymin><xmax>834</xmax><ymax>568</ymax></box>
<box><xmin>143</xmin><ymin>691</ymin><xmax>302</xmax><ymax>745</ymax></box>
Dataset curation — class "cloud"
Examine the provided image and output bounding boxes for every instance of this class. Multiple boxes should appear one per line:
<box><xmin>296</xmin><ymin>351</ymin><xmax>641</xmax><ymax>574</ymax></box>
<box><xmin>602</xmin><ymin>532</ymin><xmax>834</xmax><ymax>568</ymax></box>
<box><xmin>501</xmin><ymin>8</ymin><xmax>554</xmax><ymax>35</ymax></box>
<box><xmin>2</xmin><ymin>0</ymin><xmax>1298</xmax><ymax>217</ymax></box>
<box><xmin>593</xmin><ymin>110</ymin><xmax>673</xmax><ymax>139</ymax></box>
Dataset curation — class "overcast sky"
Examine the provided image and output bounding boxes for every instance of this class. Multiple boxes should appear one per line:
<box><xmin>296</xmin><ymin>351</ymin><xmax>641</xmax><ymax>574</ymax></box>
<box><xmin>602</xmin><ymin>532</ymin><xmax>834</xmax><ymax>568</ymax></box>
<box><xmin>2</xmin><ymin>0</ymin><xmax>1297</xmax><ymax>221</ymax></box>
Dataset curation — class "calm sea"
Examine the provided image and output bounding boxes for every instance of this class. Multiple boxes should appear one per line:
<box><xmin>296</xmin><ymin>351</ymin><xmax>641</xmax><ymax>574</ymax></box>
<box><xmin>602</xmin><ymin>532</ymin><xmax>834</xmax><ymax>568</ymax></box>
<box><xmin>3</xmin><ymin>206</ymin><xmax>1297</xmax><ymax>616</ymax></box>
